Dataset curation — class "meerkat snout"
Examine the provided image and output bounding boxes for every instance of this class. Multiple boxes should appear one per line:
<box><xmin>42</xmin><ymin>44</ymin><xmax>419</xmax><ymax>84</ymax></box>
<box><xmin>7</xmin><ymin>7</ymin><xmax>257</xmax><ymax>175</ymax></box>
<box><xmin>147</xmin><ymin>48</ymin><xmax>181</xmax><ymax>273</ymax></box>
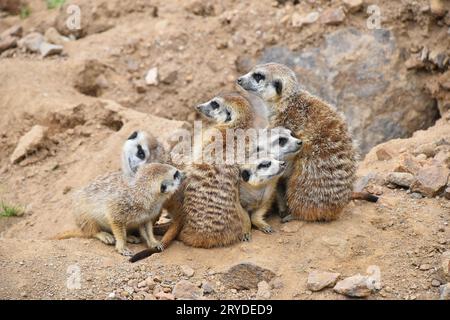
<box><xmin>195</xmin><ymin>97</ymin><xmax>232</xmax><ymax>123</ymax></box>
<box><xmin>256</xmin><ymin>127</ymin><xmax>302</xmax><ymax>160</ymax></box>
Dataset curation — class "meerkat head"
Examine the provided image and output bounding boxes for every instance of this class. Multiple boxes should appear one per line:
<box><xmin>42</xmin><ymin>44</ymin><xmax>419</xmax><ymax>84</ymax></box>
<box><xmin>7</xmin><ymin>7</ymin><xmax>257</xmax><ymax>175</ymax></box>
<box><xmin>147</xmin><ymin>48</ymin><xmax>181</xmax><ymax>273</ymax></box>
<box><xmin>195</xmin><ymin>93</ymin><xmax>251</xmax><ymax>127</ymax></box>
<box><xmin>256</xmin><ymin>127</ymin><xmax>302</xmax><ymax>161</ymax></box>
<box><xmin>135</xmin><ymin>163</ymin><xmax>185</xmax><ymax>197</ymax></box>
<box><xmin>240</xmin><ymin>155</ymin><xmax>286</xmax><ymax>187</ymax></box>
<box><xmin>122</xmin><ymin>130</ymin><xmax>164</xmax><ymax>178</ymax></box>
<box><xmin>236</xmin><ymin>63</ymin><xmax>299</xmax><ymax>103</ymax></box>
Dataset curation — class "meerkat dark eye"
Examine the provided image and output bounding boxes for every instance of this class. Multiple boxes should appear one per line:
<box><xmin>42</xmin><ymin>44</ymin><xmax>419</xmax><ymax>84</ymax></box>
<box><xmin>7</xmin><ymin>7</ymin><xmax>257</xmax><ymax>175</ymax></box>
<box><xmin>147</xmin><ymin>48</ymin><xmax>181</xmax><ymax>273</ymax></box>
<box><xmin>136</xmin><ymin>145</ymin><xmax>146</xmax><ymax>160</ymax></box>
<box><xmin>174</xmin><ymin>170</ymin><xmax>180</xmax><ymax>180</ymax></box>
<box><xmin>278</xmin><ymin>137</ymin><xmax>288</xmax><ymax>147</ymax></box>
<box><xmin>256</xmin><ymin>146</ymin><xmax>260</xmax><ymax>152</ymax></box>
<box><xmin>241</xmin><ymin>170</ymin><xmax>251</xmax><ymax>182</ymax></box>
<box><xmin>225</xmin><ymin>110</ymin><xmax>232</xmax><ymax>122</ymax></box>
<box><xmin>160</xmin><ymin>183</ymin><xmax>167</xmax><ymax>193</ymax></box>
<box><xmin>252</xmin><ymin>73</ymin><xmax>265</xmax><ymax>83</ymax></box>
<box><xmin>211</xmin><ymin>101</ymin><xmax>219</xmax><ymax>110</ymax></box>
<box><xmin>128</xmin><ymin>131</ymin><xmax>138</xmax><ymax>140</ymax></box>
<box><xmin>257</xmin><ymin>161</ymin><xmax>271</xmax><ymax>170</ymax></box>
<box><xmin>273</xmin><ymin>80</ymin><xmax>282</xmax><ymax>95</ymax></box>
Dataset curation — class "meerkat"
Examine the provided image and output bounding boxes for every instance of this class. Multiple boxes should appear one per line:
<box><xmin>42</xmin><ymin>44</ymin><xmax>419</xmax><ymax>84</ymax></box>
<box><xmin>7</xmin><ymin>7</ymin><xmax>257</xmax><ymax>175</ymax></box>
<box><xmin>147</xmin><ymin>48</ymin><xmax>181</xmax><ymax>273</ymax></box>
<box><xmin>55</xmin><ymin>163</ymin><xmax>185</xmax><ymax>256</ymax></box>
<box><xmin>122</xmin><ymin>130</ymin><xmax>167</xmax><ymax>179</ymax></box>
<box><xmin>239</xmin><ymin>154</ymin><xmax>286</xmax><ymax>233</ymax></box>
<box><xmin>237</xmin><ymin>63</ymin><xmax>377</xmax><ymax>222</ymax></box>
<box><xmin>130</xmin><ymin>93</ymin><xmax>255</xmax><ymax>262</ymax></box>
<box><xmin>254</xmin><ymin>127</ymin><xmax>303</xmax><ymax>217</ymax></box>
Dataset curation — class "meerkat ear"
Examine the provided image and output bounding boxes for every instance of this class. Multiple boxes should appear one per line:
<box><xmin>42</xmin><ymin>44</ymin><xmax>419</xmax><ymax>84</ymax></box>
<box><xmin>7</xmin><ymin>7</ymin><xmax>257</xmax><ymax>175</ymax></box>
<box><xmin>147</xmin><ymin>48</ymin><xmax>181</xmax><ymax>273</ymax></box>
<box><xmin>273</xmin><ymin>80</ymin><xmax>282</xmax><ymax>96</ymax></box>
<box><xmin>241</xmin><ymin>170</ymin><xmax>251</xmax><ymax>182</ymax></box>
<box><xmin>128</xmin><ymin>131</ymin><xmax>138</xmax><ymax>140</ymax></box>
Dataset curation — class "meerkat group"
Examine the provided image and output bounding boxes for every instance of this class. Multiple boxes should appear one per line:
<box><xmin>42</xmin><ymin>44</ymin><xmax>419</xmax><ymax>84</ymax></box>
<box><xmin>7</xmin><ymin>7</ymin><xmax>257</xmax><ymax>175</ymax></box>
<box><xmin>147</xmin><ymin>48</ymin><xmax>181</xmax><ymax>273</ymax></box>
<box><xmin>55</xmin><ymin>63</ymin><xmax>378</xmax><ymax>260</ymax></box>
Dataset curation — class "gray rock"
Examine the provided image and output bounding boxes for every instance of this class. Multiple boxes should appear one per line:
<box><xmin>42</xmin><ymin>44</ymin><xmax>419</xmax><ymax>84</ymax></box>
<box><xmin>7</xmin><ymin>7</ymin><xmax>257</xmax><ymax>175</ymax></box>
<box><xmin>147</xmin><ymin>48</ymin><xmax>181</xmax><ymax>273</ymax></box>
<box><xmin>307</xmin><ymin>271</ymin><xmax>340</xmax><ymax>291</ymax></box>
<box><xmin>258</xmin><ymin>28</ymin><xmax>438</xmax><ymax>154</ymax></box>
<box><xmin>411</xmin><ymin>165</ymin><xmax>450</xmax><ymax>197</ymax></box>
<box><xmin>180</xmin><ymin>265</ymin><xmax>195</xmax><ymax>277</ymax></box>
<box><xmin>256</xmin><ymin>281</ymin><xmax>271</xmax><ymax>299</ymax></box>
<box><xmin>386</xmin><ymin>172</ymin><xmax>415</xmax><ymax>188</ymax></box>
<box><xmin>39</xmin><ymin>42</ymin><xmax>63</xmax><ymax>57</ymax></box>
<box><xmin>343</xmin><ymin>0</ymin><xmax>363</xmax><ymax>13</ymax></box>
<box><xmin>173</xmin><ymin>280</ymin><xmax>203</xmax><ymax>300</ymax></box>
<box><xmin>333</xmin><ymin>274</ymin><xmax>373</xmax><ymax>297</ymax></box>
<box><xmin>440</xmin><ymin>283</ymin><xmax>450</xmax><ymax>300</ymax></box>
<box><xmin>201</xmin><ymin>281</ymin><xmax>215</xmax><ymax>294</ymax></box>
<box><xmin>18</xmin><ymin>32</ymin><xmax>44</xmax><ymax>52</ymax></box>
<box><xmin>320</xmin><ymin>7</ymin><xmax>346</xmax><ymax>25</ymax></box>
<box><xmin>221</xmin><ymin>262</ymin><xmax>276</xmax><ymax>290</ymax></box>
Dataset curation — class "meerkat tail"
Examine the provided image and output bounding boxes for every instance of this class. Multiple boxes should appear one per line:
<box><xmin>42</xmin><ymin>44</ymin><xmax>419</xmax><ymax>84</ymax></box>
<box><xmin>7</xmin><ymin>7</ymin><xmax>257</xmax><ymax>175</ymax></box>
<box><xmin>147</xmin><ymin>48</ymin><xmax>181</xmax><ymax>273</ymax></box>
<box><xmin>129</xmin><ymin>248</ymin><xmax>160</xmax><ymax>263</ymax></box>
<box><xmin>153</xmin><ymin>221</ymin><xmax>171</xmax><ymax>236</ymax></box>
<box><xmin>351</xmin><ymin>191</ymin><xmax>379</xmax><ymax>203</ymax></box>
<box><xmin>50</xmin><ymin>230</ymin><xmax>87</xmax><ymax>240</ymax></box>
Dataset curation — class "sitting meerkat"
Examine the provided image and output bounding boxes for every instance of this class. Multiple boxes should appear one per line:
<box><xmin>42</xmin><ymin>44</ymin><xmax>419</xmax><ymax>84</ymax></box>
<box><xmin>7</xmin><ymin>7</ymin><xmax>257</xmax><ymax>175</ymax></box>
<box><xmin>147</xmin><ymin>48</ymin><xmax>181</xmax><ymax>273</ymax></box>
<box><xmin>130</xmin><ymin>93</ymin><xmax>256</xmax><ymax>262</ymax></box>
<box><xmin>122</xmin><ymin>130</ymin><xmax>167</xmax><ymax>179</ymax></box>
<box><xmin>254</xmin><ymin>127</ymin><xmax>303</xmax><ymax>217</ymax></box>
<box><xmin>237</xmin><ymin>63</ymin><xmax>377</xmax><ymax>222</ymax></box>
<box><xmin>55</xmin><ymin>163</ymin><xmax>185</xmax><ymax>256</ymax></box>
<box><xmin>239</xmin><ymin>154</ymin><xmax>286</xmax><ymax>233</ymax></box>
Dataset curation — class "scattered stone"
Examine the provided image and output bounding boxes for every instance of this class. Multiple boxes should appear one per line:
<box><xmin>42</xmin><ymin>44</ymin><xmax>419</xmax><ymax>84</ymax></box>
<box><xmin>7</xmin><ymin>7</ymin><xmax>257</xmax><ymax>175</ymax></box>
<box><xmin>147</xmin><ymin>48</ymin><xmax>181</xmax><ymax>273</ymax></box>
<box><xmin>44</xmin><ymin>27</ymin><xmax>69</xmax><ymax>46</ymax></box>
<box><xmin>181</xmin><ymin>265</ymin><xmax>195</xmax><ymax>278</ymax></box>
<box><xmin>334</xmin><ymin>274</ymin><xmax>373</xmax><ymax>298</ymax></box>
<box><xmin>133</xmin><ymin>79</ymin><xmax>147</xmax><ymax>93</ymax></box>
<box><xmin>413</xmin><ymin>143</ymin><xmax>437</xmax><ymax>157</ymax></box>
<box><xmin>0</xmin><ymin>36</ymin><xmax>17</xmax><ymax>53</ymax></box>
<box><xmin>376</xmin><ymin>147</ymin><xmax>394</xmax><ymax>161</ymax></box>
<box><xmin>394</xmin><ymin>154</ymin><xmax>422</xmax><ymax>175</ymax></box>
<box><xmin>320</xmin><ymin>7</ymin><xmax>346</xmax><ymax>25</ymax></box>
<box><xmin>366</xmin><ymin>265</ymin><xmax>382</xmax><ymax>290</ymax></box>
<box><xmin>161</xmin><ymin>70</ymin><xmax>178</xmax><ymax>85</ymax></box>
<box><xmin>410</xmin><ymin>192</ymin><xmax>423</xmax><ymax>199</ymax></box>
<box><xmin>145</xmin><ymin>277</ymin><xmax>156</xmax><ymax>290</ymax></box>
<box><xmin>256</xmin><ymin>281</ymin><xmax>271</xmax><ymax>299</ymax></box>
<box><xmin>201</xmin><ymin>281</ymin><xmax>215</xmax><ymax>294</ymax></box>
<box><xmin>74</xmin><ymin>59</ymin><xmax>109</xmax><ymax>97</ymax></box>
<box><xmin>18</xmin><ymin>32</ymin><xmax>44</xmax><ymax>52</ymax></box>
<box><xmin>270</xmin><ymin>277</ymin><xmax>284</xmax><ymax>289</ymax></box>
<box><xmin>430</xmin><ymin>0</ymin><xmax>447</xmax><ymax>17</ymax></box>
<box><xmin>440</xmin><ymin>283</ymin><xmax>450</xmax><ymax>300</ymax></box>
<box><xmin>429</xmin><ymin>50</ymin><xmax>449</xmax><ymax>70</ymax></box>
<box><xmin>154</xmin><ymin>292</ymin><xmax>175</xmax><ymax>300</ymax></box>
<box><xmin>137</xmin><ymin>280</ymin><xmax>147</xmax><ymax>288</ymax></box>
<box><xmin>405</xmin><ymin>56</ymin><xmax>426</xmax><ymax>70</ymax></box>
<box><xmin>221</xmin><ymin>262</ymin><xmax>276</xmax><ymax>290</ymax></box>
<box><xmin>145</xmin><ymin>67</ymin><xmax>159</xmax><ymax>86</ymax></box>
<box><xmin>292</xmin><ymin>11</ymin><xmax>319</xmax><ymax>28</ymax></box>
<box><xmin>307</xmin><ymin>271</ymin><xmax>340</xmax><ymax>291</ymax></box>
<box><xmin>419</xmin><ymin>263</ymin><xmax>432</xmax><ymax>271</ymax></box>
<box><xmin>432</xmin><ymin>279</ymin><xmax>441</xmax><ymax>287</ymax></box>
<box><xmin>173</xmin><ymin>280</ymin><xmax>203</xmax><ymax>300</ymax></box>
<box><xmin>342</xmin><ymin>0</ymin><xmax>363</xmax><ymax>13</ymax></box>
<box><xmin>411</xmin><ymin>165</ymin><xmax>450</xmax><ymax>197</ymax></box>
<box><xmin>386</xmin><ymin>172</ymin><xmax>415</xmax><ymax>188</ymax></box>
<box><xmin>10</xmin><ymin>125</ymin><xmax>49</xmax><ymax>164</ymax></box>
<box><xmin>39</xmin><ymin>42</ymin><xmax>63</xmax><ymax>57</ymax></box>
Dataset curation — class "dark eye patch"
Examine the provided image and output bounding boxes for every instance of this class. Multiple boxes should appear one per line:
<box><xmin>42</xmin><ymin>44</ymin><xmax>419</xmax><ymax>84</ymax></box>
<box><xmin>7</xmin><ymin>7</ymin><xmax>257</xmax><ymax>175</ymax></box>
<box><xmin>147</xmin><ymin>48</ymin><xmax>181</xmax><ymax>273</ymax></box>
<box><xmin>241</xmin><ymin>170</ymin><xmax>251</xmax><ymax>182</ymax></box>
<box><xmin>252</xmin><ymin>73</ymin><xmax>265</xmax><ymax>82</ymax></box>
<box><xmin>278</xmin><ymin>137</ymin><xmax>288</xmax><ymax>147</ymax></box>
<box><xmin>128</xmin><ymin>131</ymin><xmax>138</xmax><ymax>140</ymax></box>
<box><xmin>174</xmin><ymin>170</ymin><xmax>180</xmax><ymax>180</ymax></box>
<box><xmin>211</xmin><ymin>101</ymin><xmax>219</xmax><ymax>110</ymax></box>
<box><xmin>257</xmin><ymin>161</ymin><xmax>271</xmax><ymax>170</ymax></box>
<box><xmin>136</xmin><ymin>145</ymin><xmax>146</xmax><ymax>160</ymax></box>
<box><xmin>160</xmin><ymin>183</ymin><xmax>167</xmax><ymax>193</ymax></box>
<box><xmin>225</xmin><ymin>110</ymin><xmax>232</xmax><ymax>122</ymax></box>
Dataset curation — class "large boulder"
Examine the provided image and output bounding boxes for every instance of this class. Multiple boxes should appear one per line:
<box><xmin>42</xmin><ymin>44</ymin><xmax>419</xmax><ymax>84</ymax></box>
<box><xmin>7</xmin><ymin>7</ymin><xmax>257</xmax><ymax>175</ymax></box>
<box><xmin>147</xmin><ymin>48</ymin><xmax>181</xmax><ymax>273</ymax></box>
<box><xmin>259</xmin><ymin>28</ymin><xmax>439</xmax><ymax>154</ymax></box>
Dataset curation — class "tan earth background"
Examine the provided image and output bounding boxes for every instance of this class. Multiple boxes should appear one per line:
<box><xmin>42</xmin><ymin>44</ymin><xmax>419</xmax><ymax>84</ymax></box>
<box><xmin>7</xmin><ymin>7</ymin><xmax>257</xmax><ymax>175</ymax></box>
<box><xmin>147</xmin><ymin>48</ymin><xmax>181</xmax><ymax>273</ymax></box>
<box><xmin>0</xmin><ymin>0</ymin><xmax>449</xmax><ymax>300</ymax></box>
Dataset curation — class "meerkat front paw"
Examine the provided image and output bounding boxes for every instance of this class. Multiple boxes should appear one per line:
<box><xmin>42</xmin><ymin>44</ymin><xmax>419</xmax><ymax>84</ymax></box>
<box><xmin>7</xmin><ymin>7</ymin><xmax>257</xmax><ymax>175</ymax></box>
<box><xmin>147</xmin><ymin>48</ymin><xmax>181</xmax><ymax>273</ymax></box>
<box><xmin>241</xmin><ymin>232</ymin><xmax>252</xmax><ymax>242</ymax></box>
<box><xmin>96</xmin><ymin>231</ymin><xmax>116</xmax><ymax>245</ymax></box>
<box><xmin>116</xmin><ymin>246</ymin><xmax>133</xmax><ymax>256</ymax></box>
<box><xmin>259</xmin><ymin>225</ymin><xmax>273</xmax><ymax>234</ymax></box>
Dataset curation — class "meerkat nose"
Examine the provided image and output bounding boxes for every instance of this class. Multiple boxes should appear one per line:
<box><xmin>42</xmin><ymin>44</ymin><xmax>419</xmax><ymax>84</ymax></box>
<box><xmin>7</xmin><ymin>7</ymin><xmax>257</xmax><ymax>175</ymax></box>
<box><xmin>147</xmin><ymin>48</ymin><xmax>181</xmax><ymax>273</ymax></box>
<box><xmin>280</xmin><ymin>161</ymin><xmax>286</xmax><ymax>167</ymax></box>
<box><xmin>236</xmin><ymin>77</ymin><xmax>243</xmax><ymax>85</ymax></box>
<box><xmin>297</xmin><ymin>140</ymin><xmax>303</xmax><ymax>145</ymax></box>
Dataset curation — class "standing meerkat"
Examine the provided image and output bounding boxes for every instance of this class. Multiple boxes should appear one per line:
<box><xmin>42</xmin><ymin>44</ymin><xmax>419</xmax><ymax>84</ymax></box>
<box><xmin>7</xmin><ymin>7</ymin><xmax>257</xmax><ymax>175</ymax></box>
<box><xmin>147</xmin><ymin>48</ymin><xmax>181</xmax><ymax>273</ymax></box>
<box><xmin>130</xmin><ymin>93</ymin><xmax>255</xmax><ymax>262</ymax></box>
<box><xmin>237</xmin><ymin>63</ymin><xmax>376</xmax><ymax>222</ymax></box>
<box><xmin>122</xmin><ymin>130</ymin><xmax>167</xmax><ymax>179</ymax></box>
<box><xmin>55</xmin><ymin>163</ymin><xmax>185</xmax><ymax>256</ymax></box>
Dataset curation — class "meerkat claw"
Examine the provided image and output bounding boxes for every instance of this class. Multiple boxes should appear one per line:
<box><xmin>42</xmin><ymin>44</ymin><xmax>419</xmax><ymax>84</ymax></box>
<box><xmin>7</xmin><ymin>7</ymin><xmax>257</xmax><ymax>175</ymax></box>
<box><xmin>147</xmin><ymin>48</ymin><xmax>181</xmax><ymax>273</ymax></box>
<box><xmin>261</xmin><ymin>226</ymin><xmax>273</xmax><ymax>234</ymax></box>
<box><xmin>281</xmin><ymin>214</ymin><xmax>293</xmax><ymax>223</ymax></box>
<box><xmin>118</xmin><ymin>247</ymin><xmax>133</xmax><ymax>257</ymax></box>
<box><xmin>241</xmin><ymin>233</ymin><xmax>252</xmax><ymax>242</ymax></box>
<box><xmin>155</xmin><ymin>243</ymin><xmax>164</xmax><ymax>252</ymax></box>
